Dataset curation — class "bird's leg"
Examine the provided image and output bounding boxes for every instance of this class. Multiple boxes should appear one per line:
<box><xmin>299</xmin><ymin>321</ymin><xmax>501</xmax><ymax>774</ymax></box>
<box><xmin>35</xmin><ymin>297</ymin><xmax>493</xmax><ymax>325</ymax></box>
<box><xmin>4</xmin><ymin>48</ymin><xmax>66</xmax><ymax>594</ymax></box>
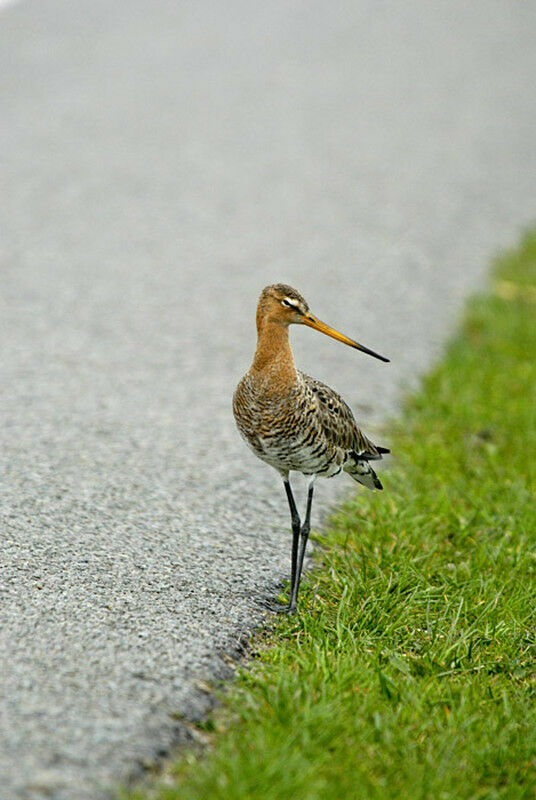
<box><xmin>288</xmin><ymin>477</ymin><xmax>315</xmax><ymax>613</ymax></box>
<box><xmin>283</xmin><ymin>477</ymin><xmax>301</xmax><ymax>610</ymax></box>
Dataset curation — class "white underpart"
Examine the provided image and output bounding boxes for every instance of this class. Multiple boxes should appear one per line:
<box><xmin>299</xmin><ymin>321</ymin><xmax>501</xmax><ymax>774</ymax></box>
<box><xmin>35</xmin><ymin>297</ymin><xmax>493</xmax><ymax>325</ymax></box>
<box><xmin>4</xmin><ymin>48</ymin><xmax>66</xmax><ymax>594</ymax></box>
<box><xmin>253</xmin><ymin>433</ymin><xmax>343</xmax><ymax>478</ymax></box>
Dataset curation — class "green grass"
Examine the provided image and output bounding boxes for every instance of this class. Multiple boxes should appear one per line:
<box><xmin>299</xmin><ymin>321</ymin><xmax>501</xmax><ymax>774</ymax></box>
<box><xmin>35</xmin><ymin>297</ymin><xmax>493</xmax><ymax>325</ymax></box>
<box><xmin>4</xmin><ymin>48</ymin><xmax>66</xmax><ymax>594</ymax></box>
<box><xmin>129</xmin><ymin>232</ymin><xmax>536</xmax><ymax>800</ymax></box>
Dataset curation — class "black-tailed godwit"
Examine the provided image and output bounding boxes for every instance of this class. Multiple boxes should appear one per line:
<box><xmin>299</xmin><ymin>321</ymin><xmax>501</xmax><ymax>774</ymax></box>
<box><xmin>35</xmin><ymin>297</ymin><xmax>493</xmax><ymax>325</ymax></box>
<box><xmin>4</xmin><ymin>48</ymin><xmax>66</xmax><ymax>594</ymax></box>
<box><xmin>233</xmin><ymin>284</ymin><xmax>389</xmax><ymax>612</ymax></box>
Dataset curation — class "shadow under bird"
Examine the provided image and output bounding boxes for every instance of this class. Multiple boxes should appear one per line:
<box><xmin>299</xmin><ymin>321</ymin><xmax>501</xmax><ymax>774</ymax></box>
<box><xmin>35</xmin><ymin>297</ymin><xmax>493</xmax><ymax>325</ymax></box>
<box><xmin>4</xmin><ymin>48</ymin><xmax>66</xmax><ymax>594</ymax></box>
<box><xmin>233</xmin><ymin>284</ymin><xmax>390</xmax><ymax>613</ymax></box>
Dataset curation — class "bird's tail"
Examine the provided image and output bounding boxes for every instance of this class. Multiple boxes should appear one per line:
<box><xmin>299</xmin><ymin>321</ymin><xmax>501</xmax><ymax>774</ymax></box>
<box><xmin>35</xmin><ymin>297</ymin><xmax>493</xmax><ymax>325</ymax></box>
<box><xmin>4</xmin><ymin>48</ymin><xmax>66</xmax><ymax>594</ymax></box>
<box><xmin>344</xmin><ymin>451</ymin><xmax>384</xmax><ymax>490</ymax></box>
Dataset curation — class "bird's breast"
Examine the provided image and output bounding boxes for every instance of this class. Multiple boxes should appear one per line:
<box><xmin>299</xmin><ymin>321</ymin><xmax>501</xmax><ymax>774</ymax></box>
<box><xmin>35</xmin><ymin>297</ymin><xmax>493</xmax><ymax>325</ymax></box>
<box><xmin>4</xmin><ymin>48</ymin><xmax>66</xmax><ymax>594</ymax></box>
<box><xmin>233</xmin><ymin>372</ymin><xmax>344</xmax><ymax>476</ymax></box>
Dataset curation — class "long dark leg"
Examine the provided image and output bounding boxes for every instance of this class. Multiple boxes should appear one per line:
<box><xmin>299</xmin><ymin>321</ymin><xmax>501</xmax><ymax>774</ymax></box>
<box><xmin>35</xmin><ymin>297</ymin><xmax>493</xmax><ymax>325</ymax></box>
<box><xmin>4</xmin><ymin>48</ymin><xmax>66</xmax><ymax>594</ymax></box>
<box><xmin>288</xmin><ymin>478</ymin><xmax>315</xmax><ymax>613</ymax></box>
<box><xmin>283</xmin><ymin>477</ymin><xmax>301</xmax><ymax>609</ymax></box>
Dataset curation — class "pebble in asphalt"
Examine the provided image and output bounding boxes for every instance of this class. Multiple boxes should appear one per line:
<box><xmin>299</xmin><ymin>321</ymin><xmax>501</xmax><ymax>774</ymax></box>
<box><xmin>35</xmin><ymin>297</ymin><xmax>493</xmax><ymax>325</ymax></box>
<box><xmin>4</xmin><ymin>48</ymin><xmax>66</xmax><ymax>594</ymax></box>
<box><xmin>1</xmin><ymin>1</ymin><xmax>536</xmax><ymax>798</ymax></box>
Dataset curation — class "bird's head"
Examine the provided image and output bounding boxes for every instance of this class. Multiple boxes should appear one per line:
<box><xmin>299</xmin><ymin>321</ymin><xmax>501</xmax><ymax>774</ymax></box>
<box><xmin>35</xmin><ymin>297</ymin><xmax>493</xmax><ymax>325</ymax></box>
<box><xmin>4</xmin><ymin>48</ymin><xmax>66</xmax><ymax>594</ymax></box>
<box><xmin>256</xmin><ymin>283</ymin><xmax>389</xmax><ymax>363</ymax></box>
<box><xmin>257</xmin><ymin>284</ymin><xmax>310</xmax><ymax>327</ymax></box>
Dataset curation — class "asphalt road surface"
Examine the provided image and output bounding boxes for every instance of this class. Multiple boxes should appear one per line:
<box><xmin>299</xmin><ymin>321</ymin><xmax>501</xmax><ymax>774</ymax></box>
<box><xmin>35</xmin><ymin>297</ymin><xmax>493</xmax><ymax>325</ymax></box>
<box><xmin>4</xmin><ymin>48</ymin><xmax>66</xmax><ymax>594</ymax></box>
<box><xmin>1</xmin><ymin>1</ymin><xmax>536</xmax><ymax>798</ymax></box>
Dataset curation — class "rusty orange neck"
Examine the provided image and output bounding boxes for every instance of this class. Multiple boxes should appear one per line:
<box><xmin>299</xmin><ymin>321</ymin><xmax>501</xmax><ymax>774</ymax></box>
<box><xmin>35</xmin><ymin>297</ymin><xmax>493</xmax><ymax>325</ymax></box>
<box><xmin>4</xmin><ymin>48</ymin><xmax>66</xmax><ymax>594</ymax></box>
<box><xmin>250</xmin><ymin>319</ymin><xmax>297</xmax><ymax>387</ymax></box>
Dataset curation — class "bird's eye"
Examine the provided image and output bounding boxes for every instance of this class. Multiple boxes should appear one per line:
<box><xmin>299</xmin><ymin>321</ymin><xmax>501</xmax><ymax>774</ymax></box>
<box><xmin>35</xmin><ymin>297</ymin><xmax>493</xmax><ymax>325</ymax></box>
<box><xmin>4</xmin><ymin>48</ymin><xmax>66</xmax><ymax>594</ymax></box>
<box><xmin>282</xmin><ymin>299</ymin><xmax>293</xmax><ymax>308</ymax></box>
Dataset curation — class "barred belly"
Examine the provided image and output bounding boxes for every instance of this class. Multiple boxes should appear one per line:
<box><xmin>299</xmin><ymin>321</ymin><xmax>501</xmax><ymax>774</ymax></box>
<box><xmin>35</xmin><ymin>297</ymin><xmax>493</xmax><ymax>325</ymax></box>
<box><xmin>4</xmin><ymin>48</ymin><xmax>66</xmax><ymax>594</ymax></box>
<box><xmin>245</xmin><ymin>428</ymin><xmax>345</xmax><ymax>477</ymax></box>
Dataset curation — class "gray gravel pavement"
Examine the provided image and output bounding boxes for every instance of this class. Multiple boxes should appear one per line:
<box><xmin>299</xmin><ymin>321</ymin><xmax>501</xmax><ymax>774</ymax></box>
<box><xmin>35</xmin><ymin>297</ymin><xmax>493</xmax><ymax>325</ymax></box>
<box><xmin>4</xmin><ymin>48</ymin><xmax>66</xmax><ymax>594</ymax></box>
<box><xmin>1</xmin><ymin>1</ymin><xmax>536</xmax><ymax>798</ymax></box>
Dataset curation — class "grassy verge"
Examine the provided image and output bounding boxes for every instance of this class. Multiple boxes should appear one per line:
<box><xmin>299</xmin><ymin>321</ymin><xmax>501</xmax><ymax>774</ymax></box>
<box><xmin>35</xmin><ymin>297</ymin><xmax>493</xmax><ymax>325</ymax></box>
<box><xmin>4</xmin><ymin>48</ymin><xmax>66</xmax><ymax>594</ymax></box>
<box><xmin>129</xmin><ymin>233</ymin><xmax>536</xmax><ymax>799</ymax></box>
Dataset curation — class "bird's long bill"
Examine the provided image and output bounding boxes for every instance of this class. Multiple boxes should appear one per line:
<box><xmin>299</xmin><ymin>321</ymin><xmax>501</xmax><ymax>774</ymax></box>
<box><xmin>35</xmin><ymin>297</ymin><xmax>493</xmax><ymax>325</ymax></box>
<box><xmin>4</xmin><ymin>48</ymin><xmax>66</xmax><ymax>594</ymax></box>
<box><xmin>303</xmin><ymin>314</ymin><xmax>390</xmax><ymax>362</ymax></box>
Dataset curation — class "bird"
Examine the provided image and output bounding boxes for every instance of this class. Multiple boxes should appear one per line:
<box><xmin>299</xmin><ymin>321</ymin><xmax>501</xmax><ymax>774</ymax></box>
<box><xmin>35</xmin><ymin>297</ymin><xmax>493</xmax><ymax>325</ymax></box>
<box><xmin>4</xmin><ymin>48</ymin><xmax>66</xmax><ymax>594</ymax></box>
<box><xmin>233</xmin><ymin>284</ymin><xmax>390</xmax><ymax>613</ymax></box>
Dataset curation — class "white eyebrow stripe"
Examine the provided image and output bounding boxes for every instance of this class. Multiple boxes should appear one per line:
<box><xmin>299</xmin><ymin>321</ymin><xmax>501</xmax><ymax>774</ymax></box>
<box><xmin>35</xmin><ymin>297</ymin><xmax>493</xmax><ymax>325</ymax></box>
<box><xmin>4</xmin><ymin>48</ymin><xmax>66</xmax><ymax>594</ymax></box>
<box><xmin>284</xmin><ymin>297</ymin><xmax>300</xmax><ymax>308</ymax></box>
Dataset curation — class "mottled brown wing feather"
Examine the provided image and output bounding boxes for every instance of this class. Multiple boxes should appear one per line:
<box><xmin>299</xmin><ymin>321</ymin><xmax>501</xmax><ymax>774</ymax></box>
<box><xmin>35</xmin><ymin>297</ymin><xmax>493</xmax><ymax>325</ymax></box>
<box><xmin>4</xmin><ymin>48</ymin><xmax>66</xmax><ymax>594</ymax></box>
<box><xmin>301</xmin><ymin>373</ymin><xmax>381</xmax><ymax>458</ymax></box>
